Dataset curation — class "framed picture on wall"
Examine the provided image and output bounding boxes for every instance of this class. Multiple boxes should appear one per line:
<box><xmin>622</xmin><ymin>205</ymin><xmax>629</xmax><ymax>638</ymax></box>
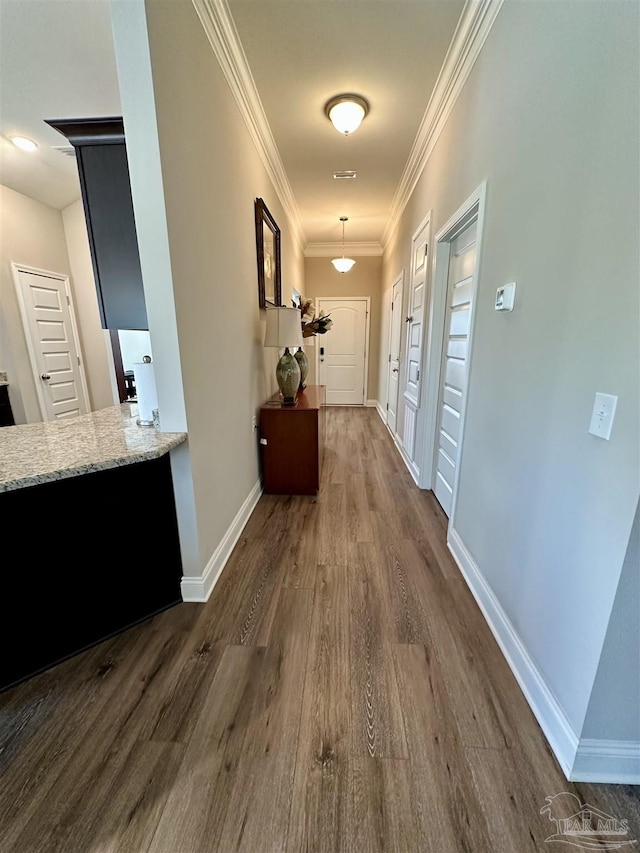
<box><xmin>255</xmin><ymin>197</ymin><xmax>282</xmax><ymax>309</ymax></box>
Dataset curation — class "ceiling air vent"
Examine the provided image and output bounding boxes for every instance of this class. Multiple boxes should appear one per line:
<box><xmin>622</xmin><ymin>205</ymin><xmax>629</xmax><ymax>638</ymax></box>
<box><xmin>333</xmin><ymin>170</ymin><xmax>357</xmax><ymax>180</ymax></box>
<box><xmin>52</xmin><ymin>145</ymin><xmax>76</xmax><ymax>158</ymax></box>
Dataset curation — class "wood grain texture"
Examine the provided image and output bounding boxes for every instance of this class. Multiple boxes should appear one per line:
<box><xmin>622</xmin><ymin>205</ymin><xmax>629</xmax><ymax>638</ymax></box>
<box><xmin>1</xmin><ymin>406</ymin><xmax>638</xmax><ymax>853</ymax></box>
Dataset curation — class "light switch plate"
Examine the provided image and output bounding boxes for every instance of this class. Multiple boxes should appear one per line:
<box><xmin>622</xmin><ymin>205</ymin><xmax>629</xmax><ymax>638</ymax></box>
<box><xmin>588</xmin><ymin>393</ymin><xmax>618</xmax><ymax>441</ymax></box>
<box><xmin>495</xmin><ymin>282</ymin><xmax>516</xmax><ymax>312</ymax></box>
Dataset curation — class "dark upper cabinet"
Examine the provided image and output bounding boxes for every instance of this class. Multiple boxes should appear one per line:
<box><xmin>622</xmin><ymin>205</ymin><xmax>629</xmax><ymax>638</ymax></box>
<box><xmin>45</xmin><ymin>117</ymin><xmax>148</xmax><ymax>330</ymax></box>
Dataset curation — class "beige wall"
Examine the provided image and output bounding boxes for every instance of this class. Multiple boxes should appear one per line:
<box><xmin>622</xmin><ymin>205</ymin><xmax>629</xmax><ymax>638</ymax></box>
<box><xmin>144</xmin><ymin>0</ymin><xmax>305</xmax><ymax>569</ymax></box>
<box><xmin>62</xmin><ymin>199</ymin><xmax>116</xmax><ymax>411</ymax></box>
<box><xmin>304</xmin><ymin>256</ymin><xmax>382</xmax><ymax>400</ymax></box>
<box><xmin>380</xmin><ymin>0</ymin><xmax>639</xmax><ymax>743</ymax></box>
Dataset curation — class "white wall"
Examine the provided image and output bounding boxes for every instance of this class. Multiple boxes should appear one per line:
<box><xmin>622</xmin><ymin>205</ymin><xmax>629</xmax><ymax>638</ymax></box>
<box><xmin>62</xmin><ymin>199</ymin><xmax>117</xmax><ymax>411</ymax></box>
<box><xmin>380</xmin><ymin>0</ymin><xmax>639</xmax><ymax>768</ymax></box>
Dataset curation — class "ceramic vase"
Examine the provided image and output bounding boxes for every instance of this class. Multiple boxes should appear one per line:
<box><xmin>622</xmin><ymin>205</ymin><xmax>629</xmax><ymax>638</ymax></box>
<box><xmin>276</xmin><ymin>348</ymin><xmax>301</xmax><ymax>404</ymax></box>
<box><xmin>294</xmin><ymin>347</ymin><xmax>309</xmax><ymax>390</ymax></box>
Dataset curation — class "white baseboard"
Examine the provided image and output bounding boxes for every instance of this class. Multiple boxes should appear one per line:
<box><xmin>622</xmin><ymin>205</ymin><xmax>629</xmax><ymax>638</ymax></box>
<box><xmin>447</xmin><ymin>526</ymin><xmax>579</xmax><ymax>780</ymax></box>
<box><xmin>571</xmin><ymin>739</ymin><xmax>640</xmax><ymax>784</ymax></box>
<box><xmin>365</xmin><ymin>399</ymin><xmax>377</xmax><ymax>408</ymax></box>
<box><xmin>375</xmin><ymin>400</ymin><xmax>387</xmax><ymax>424</ymax></box>
<box><xmin>180</xmin><ymin>479</ymin><xmax>262</xmax><ymax>602</ymax></box>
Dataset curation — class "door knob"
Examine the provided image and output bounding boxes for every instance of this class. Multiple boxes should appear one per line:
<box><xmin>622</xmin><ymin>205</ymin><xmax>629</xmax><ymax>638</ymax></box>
<box><xmin>405</xmin><ymin>316</ymin><xmax>413</xmax><ymax>323</ymax></box>
<box><xmin>41</xmin><ymin>373</ymin><xmax>51</xmax><ymax>381</ymax></box>
<box><xmin>392</xmin><ymin>368</ymin><xmax>398</xmax><ymax>373</ymax></box>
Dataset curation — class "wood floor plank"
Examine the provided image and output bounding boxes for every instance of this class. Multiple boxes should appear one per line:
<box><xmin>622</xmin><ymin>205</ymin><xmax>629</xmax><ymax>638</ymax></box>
<box><xmin>348</xmin><ymin>541</ymin><xmax>408</xmax><ymax>759</ymax></box>
<box><xmin>345</xmin><ymin>472</ymin><xmax>374</xmax><ymax>542</ymax></box>
<box><xmin>216</xmin><ymin>589</ymin><xmax>312</xmax><ymax>851</ymax></box>
<box><xmin>370</xmin><ymin>511</ymin><xmax>431</xmax><ymax>644</ymax></box>
<box><xmin>286</xmin><ymin>563</ymin><xmax>352</xmax><ymax>853</ymax></box>
<box><xmin>202</xmin><ymin>533</ymin><xmax>288</xmax><ymax>645</ymax></box>
<box><xmin>392</xmin><ymin>643</ymin><xmax>494</xmax><ymax>852</ymax></box>
<box><xmin>317</xmin><ymin>482</ymin><xmax>347</xmax><ymax>565</ymax></box>
<box><xmin>348</xmin><ymin>756</ymin><xmax>420</xmax><ymax>853</ymax></box>
<box><xmin>146</xmin><ymin>644</ymin><xmax>265</xmax><ymax>853</ymax></box>
<box><xmin>280</xmin><ymin>497</ymin><xmax>321</xmax><ymax>589</ymax></box>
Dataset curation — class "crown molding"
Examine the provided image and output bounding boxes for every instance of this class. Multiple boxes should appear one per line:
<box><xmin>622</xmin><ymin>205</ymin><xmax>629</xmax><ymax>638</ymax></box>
<box><xmin>304</xmin><ymin>241</ymin><xmax>384</xmax><ymax>258</ymax></box>
<box><xmin>381</xmin><ymin>0</ymin><xmax>504</xmax><ymax>248</ymax></box>
<box><xmin>191</xmin><ymin>0</ymin><xmax>306</xmax><ymax>250</ymax></box>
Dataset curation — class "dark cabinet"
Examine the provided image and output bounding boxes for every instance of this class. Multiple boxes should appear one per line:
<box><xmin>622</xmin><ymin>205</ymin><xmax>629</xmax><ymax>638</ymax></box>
<box><xmin>45</xmin><ymin>117</ymin><xmax>148</xmax><ymax>330</ymax></box>
<box><xmin>0</xmin><ymin>385</ymin><xmax>14</xmax><ymax>427</ymax></box>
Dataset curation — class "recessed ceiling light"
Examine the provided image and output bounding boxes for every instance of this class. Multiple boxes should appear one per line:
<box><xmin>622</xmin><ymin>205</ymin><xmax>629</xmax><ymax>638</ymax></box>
<box><xmin>324</xmin><ymin>94</ymin><xmax>369</xmax><ymax>136</ymax></box>
<box><xmin>333</xmin><ymin>170</ymin><xmax>357</xmax><ymax>180</ymax></box>
<box><xmin>10</xmin><ymin>136</ymin><xmax>38</xmax><ymax>152</ymax></box>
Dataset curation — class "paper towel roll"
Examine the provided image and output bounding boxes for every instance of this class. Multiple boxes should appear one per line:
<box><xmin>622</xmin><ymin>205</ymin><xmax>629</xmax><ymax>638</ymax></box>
<box><xmin>133</xmin><ymin>362</ymin><xmax>158</xmax><ymax>425</ymax></box>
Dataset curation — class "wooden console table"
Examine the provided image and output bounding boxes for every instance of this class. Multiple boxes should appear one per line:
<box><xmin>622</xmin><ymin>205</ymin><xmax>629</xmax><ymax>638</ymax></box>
<box><xmin>260</xmin><ymin>385</ymin><xmax>325</xmax><ymax>495</ymax></box>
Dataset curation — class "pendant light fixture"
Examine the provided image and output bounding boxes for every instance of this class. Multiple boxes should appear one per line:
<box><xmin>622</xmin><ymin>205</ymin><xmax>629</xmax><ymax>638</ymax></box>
<box><xmin>331</xmin><ymin>217</ymin><xmax>356</xmax><ymax>274</ymax></box>
<box><xmin>325</xmin><ymin>94</ymin><xmax>369</xmax><ymax>136</ymax></box>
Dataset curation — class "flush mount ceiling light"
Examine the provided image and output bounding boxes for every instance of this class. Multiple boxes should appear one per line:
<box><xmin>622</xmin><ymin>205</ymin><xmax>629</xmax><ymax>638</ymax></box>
<box><xmin>10</xmin><ymin>136</ymin><xmax>38</xmax><ymax>152</ymax></box>
<box><xmin>324</xmin><ymin>94</ymin><xmax>369</xmax><ymax>136</ymax></box>
<box><xmin>331</xmin><ymin>217</ymin><xmax>356</xmax><ymax>274</ymax></box>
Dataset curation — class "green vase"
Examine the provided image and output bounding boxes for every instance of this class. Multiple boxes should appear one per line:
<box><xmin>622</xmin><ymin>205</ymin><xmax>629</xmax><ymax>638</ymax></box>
<box><xmin>294</xmin><ymin>347</ymin><xmax>308</xmax><ymax>389</ymax></box>
<box><xmin>276</xmin><ymin>348</ymin><xmax>301</xmax><ymax>404</ymax></box>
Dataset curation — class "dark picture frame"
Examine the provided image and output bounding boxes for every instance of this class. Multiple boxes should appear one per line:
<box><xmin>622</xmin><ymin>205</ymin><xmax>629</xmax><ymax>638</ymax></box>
<box><xmin>255</xmin><ymin>197</ymin><xmax>282</xmax><ymax>309</ymax></box>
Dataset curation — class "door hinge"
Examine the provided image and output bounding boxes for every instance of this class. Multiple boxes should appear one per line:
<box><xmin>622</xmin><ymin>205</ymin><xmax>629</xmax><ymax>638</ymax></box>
<box><xmin>77</xmin><ymin>356</ymin><xmax>81</xmax><ymax>365</ymax></box>
<box><xmin>417</xmin><ymin>368</ymin><xmax>420</xmax><ymax>381</ymax></box>
<box><xmin>386</xmin><ymin>403</ymin><xmax>389</xmax><ymax>409</ymax></box>
<box><xmin>388</xmin><ymin>354</ymin><xmax>391</xmax><ymax>363</ymax></box>
<box><xmin>66</xmin><ymin>294</ymin><xmax>70</xmax><ymax>305</ymax></box>
<box><xmin>391</xmin><ymin>302</ymin><xmax>394</xmax><ymax>311</ymax></box>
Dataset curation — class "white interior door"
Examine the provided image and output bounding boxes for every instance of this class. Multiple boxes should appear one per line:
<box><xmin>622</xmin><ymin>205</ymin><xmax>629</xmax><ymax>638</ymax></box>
<box><xmin>317</xmin><ymin>298</ymin><xmax>368</xmax><ymax>405</ymax></box>
<box><xmin>402</xmin><ymin>213</ymin><xmax>430</xmax><ymax>466</ymax></box>
<box><xmin>386</xmin><ymin>273</ymin><xmax>404</xmax><ymax>433</ymax></box>
<box><xmin>433</xmin><ymin>218</ymin><xmax>478</xmax><ymax>516</ymax></box>
<box><xmin>13</xmin><ymin>266</ymin><xmax>90</xmax><ymax>421</ymax></box>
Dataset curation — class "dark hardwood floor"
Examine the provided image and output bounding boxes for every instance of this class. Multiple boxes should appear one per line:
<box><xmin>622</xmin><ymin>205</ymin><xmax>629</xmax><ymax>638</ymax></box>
<box><xmin>1</xmin><ymin>407</ymin><xmax>638</xmax><ymax>852</ymax></box>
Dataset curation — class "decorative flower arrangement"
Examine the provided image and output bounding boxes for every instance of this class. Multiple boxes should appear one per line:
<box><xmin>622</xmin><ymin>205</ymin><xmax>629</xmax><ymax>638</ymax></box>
<box><xmin>299</xmin><ymin>298</ymin><xmax>333</xmax><ymax>338</ymax></box>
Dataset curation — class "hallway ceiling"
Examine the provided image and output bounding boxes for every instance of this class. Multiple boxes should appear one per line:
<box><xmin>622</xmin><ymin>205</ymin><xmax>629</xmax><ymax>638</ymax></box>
<box><xmin>0</xmin><ymin>0</ymin><xmax>465</xmax><ymax>245</ymax></box>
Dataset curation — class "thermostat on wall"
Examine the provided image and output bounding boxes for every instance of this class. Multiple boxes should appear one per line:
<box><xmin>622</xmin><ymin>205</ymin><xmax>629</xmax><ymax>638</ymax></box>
<box><xmin>495</xmin><ymin>282</ymin><xmax>516</xmax><ymax>312</ymax></box>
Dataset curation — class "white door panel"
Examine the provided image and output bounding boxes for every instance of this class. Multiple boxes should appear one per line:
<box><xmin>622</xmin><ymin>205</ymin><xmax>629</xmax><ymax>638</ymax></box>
<box><xmin>318</xmin><ymin>299</ymin><xmax>367</xmax><ymax>405</ymax></box>
<box><xmin>14</xmin><ymin>267</ymin><xmax>89</xmax><ymax>421</ymax></box>
<box><xmin>402</xmin><ymin>215</ymin><xmax>431</xmax><ymax>474</ymax></box>
<box><xmin>433</xmin><ymin>218</ymin><xmax>477</xmax><ymax>517</ymax></box>
<box><xmin>439</xmin><ymin>428</ymin><xmax>458</xmax><ymax>463</ymax></box>
<box><xmin>440</xmin><ymin>404</ymin><xmax>461</xmax><ymax>442</ymax></box>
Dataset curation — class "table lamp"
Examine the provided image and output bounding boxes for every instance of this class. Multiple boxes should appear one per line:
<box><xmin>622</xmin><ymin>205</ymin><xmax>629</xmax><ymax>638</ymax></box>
<box><xmin>264</xmin><ymin>306</ymin><xmax>304</xmax><ymax>405</ymax></box>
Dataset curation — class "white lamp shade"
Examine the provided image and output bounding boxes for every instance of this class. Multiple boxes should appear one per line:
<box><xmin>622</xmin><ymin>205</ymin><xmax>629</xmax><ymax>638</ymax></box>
<box><xmin>328</xmin><ymin>100</ymin><xmax>366</xmax><ymax>135</ymax></box>
<box><xmin>331</xmin><ymin>257</ymin><xmax>356</xmax><ymax>274</ymax></box>
<box><xmin>264</xmin><ymin>306</ymin><xmax>304</xmax><ymax>348</ymax></box>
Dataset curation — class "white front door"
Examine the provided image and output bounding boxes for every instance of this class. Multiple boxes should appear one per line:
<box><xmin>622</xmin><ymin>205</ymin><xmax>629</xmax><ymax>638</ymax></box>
<box><xmin>433</xmin><ymin>218</ymin><xmax>478</xmax><ymax>516</ymax></box>
<box><xmin>402</xmin><ymin>213</ymin><xmax>431</xmax><ymax>467</ymax></box>
<box><xmin>317</xmin><ymin>298</ymin><xmax>368</xmax><ymax>405</ymax></box>
<box><xmin>13</xmin><ymin>265</ymin><xmax>90</xmax><ymax>421</ymax></box>
<box><xmin>386</xmin><ymin>273</ymin><xmax>404</xmax><ymax>433</ymax></box>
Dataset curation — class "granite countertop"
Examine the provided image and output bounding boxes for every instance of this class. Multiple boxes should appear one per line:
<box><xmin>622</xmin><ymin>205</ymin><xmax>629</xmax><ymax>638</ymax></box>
<box><xmin>0</xmin><ymin>403</ymin><xmax>187</xmax><ymax>493</ymax></box>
